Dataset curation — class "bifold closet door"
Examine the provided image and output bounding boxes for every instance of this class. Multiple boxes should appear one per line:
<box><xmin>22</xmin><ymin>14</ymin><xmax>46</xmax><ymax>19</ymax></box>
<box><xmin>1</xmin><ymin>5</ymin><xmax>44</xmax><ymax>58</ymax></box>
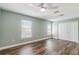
<box><xmin>71</xmin><ymin>21</ymin><xmax>78</xmax><ymax>42</ymax></box>
<box><xmin>58</xmin><ymin>21</ymin><xmax>78</xmax><ymax>42</ymax></box>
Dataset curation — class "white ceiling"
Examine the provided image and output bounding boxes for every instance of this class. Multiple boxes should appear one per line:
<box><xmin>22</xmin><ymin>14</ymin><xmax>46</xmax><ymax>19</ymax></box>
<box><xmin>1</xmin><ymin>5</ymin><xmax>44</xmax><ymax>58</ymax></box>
<box><xmin>0</xmin><ymin>3</ymin><xmax>79</xmax><ymax>21</ymax></box>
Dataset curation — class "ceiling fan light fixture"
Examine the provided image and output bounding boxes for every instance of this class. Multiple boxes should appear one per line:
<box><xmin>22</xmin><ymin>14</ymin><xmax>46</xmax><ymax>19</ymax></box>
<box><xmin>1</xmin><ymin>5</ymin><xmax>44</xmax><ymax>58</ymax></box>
<box><xmin>40</xmin><ymin>3</ymin><xmax>47</xmax><ymax>12</ymax></box>
<box><xmin>40</xmin><ymin>7</ymin><xmax>46</xmax><ymax>12</ymax></box>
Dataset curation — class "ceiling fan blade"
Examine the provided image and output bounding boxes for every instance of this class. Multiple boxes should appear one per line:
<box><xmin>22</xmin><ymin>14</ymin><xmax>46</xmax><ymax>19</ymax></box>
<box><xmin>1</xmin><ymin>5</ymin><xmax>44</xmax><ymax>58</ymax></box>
<box><xmin>46</xmin><ymin>3</ymin><xmax>58</xmax><ymax>9</ymax></box>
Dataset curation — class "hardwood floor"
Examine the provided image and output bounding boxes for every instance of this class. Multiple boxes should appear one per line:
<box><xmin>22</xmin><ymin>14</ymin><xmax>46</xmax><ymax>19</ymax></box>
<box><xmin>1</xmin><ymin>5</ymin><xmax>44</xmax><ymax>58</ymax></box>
<box><xmin>0</xmin><ymin>39</ymin><xmax>79</xmax><ymax>55</ymax></box>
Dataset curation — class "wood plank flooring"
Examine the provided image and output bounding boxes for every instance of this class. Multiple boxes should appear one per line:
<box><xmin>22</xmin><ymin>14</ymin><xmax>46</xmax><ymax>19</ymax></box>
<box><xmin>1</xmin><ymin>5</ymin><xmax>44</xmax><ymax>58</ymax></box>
<box><xmin>0</xmin><ymin>39</ymin><xmax>79</xmax><ymax>55</ymax></box>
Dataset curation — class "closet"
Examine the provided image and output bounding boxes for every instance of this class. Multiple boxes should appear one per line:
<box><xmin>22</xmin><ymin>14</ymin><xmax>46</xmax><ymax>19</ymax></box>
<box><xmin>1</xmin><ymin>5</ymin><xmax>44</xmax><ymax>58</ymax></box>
<box><xmin>58</xmin><ymin>20</ymin><xmax>78</xmax><ymax>42</ymax></box>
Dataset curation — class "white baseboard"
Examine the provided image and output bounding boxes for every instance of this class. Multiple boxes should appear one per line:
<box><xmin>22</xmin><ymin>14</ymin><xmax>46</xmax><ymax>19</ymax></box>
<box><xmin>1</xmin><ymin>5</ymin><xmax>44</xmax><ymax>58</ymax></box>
<box><xmin>0</xmin><ymin>37</ymin><xmax>50</xmax><ymax>51</ymax></box>
<box><xmin>54</xmin><ymin>38</ymin><xmax>79</xmax><ymax>43</ymax></box>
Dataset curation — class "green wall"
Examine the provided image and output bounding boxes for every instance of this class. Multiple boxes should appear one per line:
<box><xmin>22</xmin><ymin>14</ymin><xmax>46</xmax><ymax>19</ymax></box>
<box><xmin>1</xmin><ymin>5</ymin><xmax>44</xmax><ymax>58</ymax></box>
<box><xmin>0</xmin><ymin>9</ymin><xmax>51</xmax><ymax>47</ymax></box>
<box><xmin>0</xmin><ymin>9</ymin><xmax>2</xmax><ymax>45</ymax></box>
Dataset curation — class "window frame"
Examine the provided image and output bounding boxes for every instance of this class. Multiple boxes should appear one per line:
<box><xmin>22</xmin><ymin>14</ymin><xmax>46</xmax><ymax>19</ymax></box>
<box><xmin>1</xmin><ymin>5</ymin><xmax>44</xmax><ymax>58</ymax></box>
<box><xmin>21</xmin><ymin>20</ymin><xmax>32</xmax><ymax>39</ymax></box>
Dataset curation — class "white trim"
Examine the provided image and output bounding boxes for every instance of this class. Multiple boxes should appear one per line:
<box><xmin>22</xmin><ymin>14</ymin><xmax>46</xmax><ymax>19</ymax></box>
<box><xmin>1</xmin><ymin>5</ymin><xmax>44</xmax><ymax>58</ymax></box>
<box><xmin>0</xmin><ymin>37</ymin><xmax>50</xmax><ymax>51</ymax></box>
<box><xmin>55</xmin><ymin>38</ymin><xmax>79</xmax><ymax>43</ymax></box>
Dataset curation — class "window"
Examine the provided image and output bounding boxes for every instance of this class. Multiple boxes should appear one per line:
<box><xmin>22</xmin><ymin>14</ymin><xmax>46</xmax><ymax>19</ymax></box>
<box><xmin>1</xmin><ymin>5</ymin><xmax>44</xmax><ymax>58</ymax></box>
<box><xmin>52</xmin><ymin>23</ymin><xmax>57</xmax><ymax>35</ymax></box>
<box><xmin>52</xmin><ymin>23</ymin><xmax>58</xmax><ymax>38</ymax></box>
<box><xmin>21</xmin><ymin>20</ymin><xmax>32</xmax><ymax>39</ymax></box>
<box><xmin>47</xmin><ymin>23</ymin><xmax>51</xmax><ymax>35</ymax></box>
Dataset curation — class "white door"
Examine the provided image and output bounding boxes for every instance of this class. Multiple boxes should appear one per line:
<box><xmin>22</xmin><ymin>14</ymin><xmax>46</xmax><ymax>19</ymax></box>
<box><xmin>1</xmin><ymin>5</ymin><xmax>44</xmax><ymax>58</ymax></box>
<box><xmin>58</xmin><ymin>21</ymin><xmax>78</xmax><ymax>42</ymax></box>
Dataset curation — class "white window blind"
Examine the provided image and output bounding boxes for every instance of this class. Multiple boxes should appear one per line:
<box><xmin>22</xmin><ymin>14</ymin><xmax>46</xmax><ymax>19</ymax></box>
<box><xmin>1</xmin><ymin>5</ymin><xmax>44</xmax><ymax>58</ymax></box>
<box><xmin>21</xmin><ymin>20</ymin><xmax>32</xmax><ymax>39</ymax></box>
<box><xmin>47</xmin><ymin>23</ymin><xmax>51</xmax><ymax>35</ymax></box>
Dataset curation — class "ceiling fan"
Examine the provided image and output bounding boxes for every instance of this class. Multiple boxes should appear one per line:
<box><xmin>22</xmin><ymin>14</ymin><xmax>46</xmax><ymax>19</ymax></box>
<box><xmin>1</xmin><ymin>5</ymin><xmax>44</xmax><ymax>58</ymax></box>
<box><xmin>29</xmin><ymin>3</ymin><xmax>64</xmax><ymax>16</ymax></box>
<box><xmin>29</xmin><ymin>3</ymin><xmax>58</xmax><ymax>11</ymax></box>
